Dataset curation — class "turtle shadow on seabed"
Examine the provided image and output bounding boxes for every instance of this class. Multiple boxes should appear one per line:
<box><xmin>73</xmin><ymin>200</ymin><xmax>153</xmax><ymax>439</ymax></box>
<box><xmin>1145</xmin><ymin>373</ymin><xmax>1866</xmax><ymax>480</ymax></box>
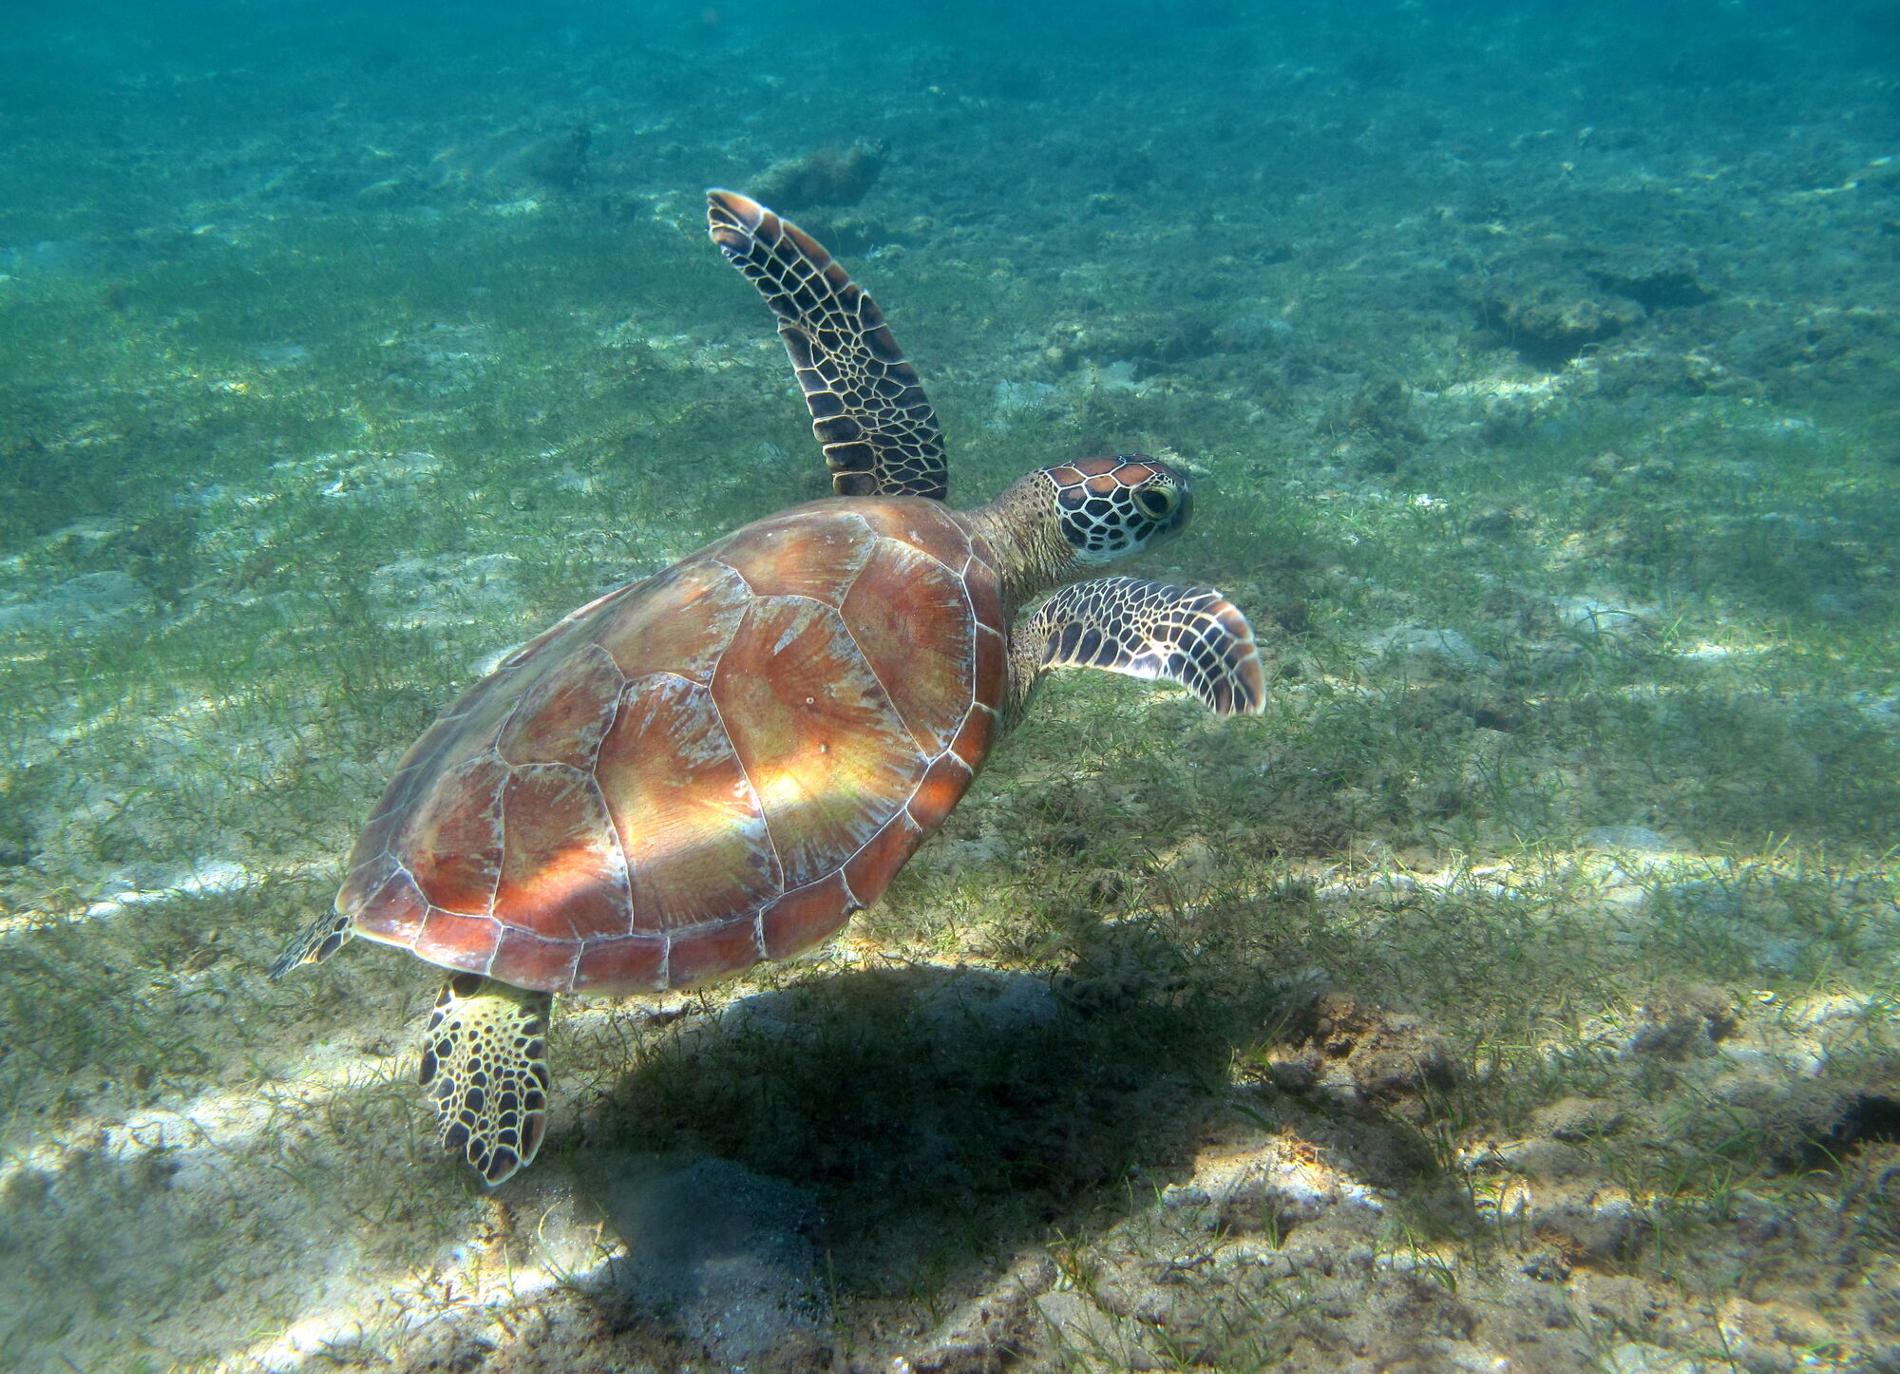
<box><xmin>559</xmin><ymin>951</ymin><xmax>1250</xmax><ymax>1364</ymax></box>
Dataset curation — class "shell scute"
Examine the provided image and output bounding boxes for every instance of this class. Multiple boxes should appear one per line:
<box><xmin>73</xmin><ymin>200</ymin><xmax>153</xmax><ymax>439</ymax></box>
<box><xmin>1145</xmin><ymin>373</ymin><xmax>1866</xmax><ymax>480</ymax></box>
<box><xmin>344</xmin><ymin>866</ymin><xmax>430</xmax><ymax>946</ymax></box>
<box><xmin>496</xmin><ymin>766</ymin><xmax>630</xmax><ymax>941</ymax></box>
<box><xmin>497</xmin><ymin>646</ymin><xmax>622</xmax><ymax>769</ymax></box>
<box><xmin>961</xmin><ymin>550</ymin><xmax>1005</xmax><ymax>629</ymax></box>
<box><xmin>573</xmin><ymin>933</ymin><xmax>666</xmax><ymax>992</ymax></box>
<box><xmin>711</xmin><ymin>595</ymin><xmax>920</xmax><ymax>890</ymax></box>
<box><xmin>760</xmin><ymin>872</ymin><xmax>858</xmax><ymax>961</ymax></box>
<box><xmin>972</xmin><ymin>621</ymin><xmax>1008</xmax><ymax>716</ymax></box>
<box><xmin>848</xmin><ymin>497</ymin><xmax>973</xmax><ymax>571</ymax></box>
<box><xmin>906</xmin><ymin>752</ymin><xmax>972</xmax><ymax>836</ymax></box>
<box><xmin>597</xmin><ymin>672</ymin><xmax>779</xmax><ymax>934</ymax></box>
<box><xmin>595</xmin><ymin>560</ymin><xmax>750</xmax><ymax>683</ymax></box>
<box><xmin>707</xmin><ymin>505</ymin><xmax>874</xmax><ymax>603</ymax></box>
<box><xmin>492</xmin><ymin>925</ymin><xmax>583</xmax><ymax>991</ymax></box>
<box><xmin>949</xmin><ymin>705</ymin><xmax>996</xmax><ymax>772</ymax></box>
<box><xmin>413</xmin><ymin>909</ymin><xmax>500</xmax><ymax>976</ymax></box>
<box><xmin>841</xmin><ymin>812</ymin><xmax>927</xmax><ymax>913</ymax></box>
<box><xmin>666</xmin><ymin>918</ymin><xmax>767</xmax><ymax>989</ymax></box>
<box><xmin>402</xmin><ymin>753</ymin><xmax>507</xmax><ymax>917</ymax></box>
<box><xmin>840</xmin><ymin>538</ymin><xmax>974</xmax><ymax>756</ymax></box>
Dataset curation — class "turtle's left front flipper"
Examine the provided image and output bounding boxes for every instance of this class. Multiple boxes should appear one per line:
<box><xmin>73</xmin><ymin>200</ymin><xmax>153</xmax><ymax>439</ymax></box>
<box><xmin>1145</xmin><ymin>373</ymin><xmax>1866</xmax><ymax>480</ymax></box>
<box><xmin>419</xmin><ymin>974</ymin><xmax>554</xmax><ymax>1186</ymax></box>
<box><xmin>1012</xmin><ymin>576</ymin><xmax>1266</xmax><ymax>718</ymax></box>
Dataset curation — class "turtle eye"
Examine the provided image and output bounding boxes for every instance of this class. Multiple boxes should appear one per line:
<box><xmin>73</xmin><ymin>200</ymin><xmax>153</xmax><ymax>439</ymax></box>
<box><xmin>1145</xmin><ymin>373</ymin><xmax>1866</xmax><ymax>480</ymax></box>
<box><xmin>1135</xmin><ymin>486</ymin><xmax>1178</xmax><ymax>520</ymax></box>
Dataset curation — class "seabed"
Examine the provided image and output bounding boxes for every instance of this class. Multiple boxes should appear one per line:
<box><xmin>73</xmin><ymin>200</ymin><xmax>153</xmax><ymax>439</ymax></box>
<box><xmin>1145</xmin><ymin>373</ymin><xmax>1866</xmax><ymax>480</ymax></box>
<box><xmin>1</xmin><ymin>4</ymin><xmax>1896</xmax><ymax>1371</ymax></box>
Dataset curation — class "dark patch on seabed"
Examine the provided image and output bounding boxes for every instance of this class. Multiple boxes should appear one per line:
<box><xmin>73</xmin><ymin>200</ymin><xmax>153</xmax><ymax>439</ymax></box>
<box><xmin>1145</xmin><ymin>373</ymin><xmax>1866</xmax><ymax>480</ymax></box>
<box><xmin>1</xmin><ymin>1</ymin><xmax>1898</xmax><ymax>1370</ymax></box>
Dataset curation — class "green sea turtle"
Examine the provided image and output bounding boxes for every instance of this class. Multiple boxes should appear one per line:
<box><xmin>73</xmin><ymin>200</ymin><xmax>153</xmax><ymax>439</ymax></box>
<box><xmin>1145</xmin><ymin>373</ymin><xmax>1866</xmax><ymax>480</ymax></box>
<box><xmin>271</xmin><ymin>190</ymin><xmax>1265</xmax><ymax>1184</ymax></box>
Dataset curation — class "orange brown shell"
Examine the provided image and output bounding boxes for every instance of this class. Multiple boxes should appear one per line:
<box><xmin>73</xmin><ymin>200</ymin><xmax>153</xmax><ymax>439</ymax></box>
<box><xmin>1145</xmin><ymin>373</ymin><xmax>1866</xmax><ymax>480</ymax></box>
<box><xmin>337</xmin><ymin>498</ymin><xmax>1007</xmax><ymax>994</ymax></box>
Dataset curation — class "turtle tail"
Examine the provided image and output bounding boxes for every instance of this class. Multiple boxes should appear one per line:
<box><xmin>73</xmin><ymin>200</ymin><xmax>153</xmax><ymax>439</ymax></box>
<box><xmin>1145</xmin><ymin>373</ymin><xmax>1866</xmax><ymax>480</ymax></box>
<box><xmin>268</xmin><ymin>905</ymin><xmax>355</xmax><ymax>980</ymax></box>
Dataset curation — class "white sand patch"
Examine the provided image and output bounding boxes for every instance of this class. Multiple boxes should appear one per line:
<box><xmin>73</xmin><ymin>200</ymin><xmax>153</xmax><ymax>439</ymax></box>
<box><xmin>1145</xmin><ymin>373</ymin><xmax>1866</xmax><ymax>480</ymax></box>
<box><xmin>0</xmin><ymin>857</ymin><xmax>260</xmax><ymax>936</ymax></box>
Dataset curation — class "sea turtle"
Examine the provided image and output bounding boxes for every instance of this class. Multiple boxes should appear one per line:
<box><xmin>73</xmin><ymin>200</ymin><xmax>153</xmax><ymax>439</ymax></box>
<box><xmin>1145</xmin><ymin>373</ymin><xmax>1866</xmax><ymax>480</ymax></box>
<box><xmin>271</xmin><ymin>190</ymin><xmax>1265</xmax><ymax>1184</ymax></box>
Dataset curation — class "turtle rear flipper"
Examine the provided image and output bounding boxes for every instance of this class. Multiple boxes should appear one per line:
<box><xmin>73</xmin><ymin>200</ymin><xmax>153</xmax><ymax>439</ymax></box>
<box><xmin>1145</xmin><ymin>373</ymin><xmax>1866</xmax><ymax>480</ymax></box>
<box><xmin>419</xmin><ymin>974</ymin><xmax>553</xmax><ymax>1186</ymax></box>
<box><xmin>707</xmin><ymin>188</ymin><xmax>948</xmax><ymax>501</ymax></box>
<box><xmin>268</xmin><ymin>906</ymin><xmax>354</xmax><ymax>980</ymax></box>
<box><xmin>1013</xmin><ymin>576</ymin><xmax>1266</xmax><ymax>717</ymax></box>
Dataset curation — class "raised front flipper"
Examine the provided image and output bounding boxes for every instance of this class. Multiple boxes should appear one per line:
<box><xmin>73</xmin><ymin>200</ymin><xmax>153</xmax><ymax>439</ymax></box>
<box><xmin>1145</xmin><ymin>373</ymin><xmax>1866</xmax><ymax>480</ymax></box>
<box><xmin>707</xmin><ymin>189</ymin><xmax>948</xmax><ymax>501</ymax></box>
<box><xmin>1011</xmin><ymin>576</ymin><xmax>1266</xmax><ymax>718</ymax></box>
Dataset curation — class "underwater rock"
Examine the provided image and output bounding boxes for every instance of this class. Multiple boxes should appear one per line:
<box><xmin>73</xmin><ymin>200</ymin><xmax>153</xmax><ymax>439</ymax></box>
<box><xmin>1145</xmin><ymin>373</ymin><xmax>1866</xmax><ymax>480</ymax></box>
<box><xmin>598</xmin><ymin>1153</ymin><xmax>825</xmax><ymax>1364</ymax></box>
<box><xmin>1535</xmin><ymin>1195</ymin><xmax>1651</xmax><ymax>1267</ymax></box>
<box><xmin>750</xmin><ymin>140</ymin><xmax>889</xmax><ymax>210</ymax></box>
<box><xmin>1596</xmin><ymin>1339</ymin><xmax>1693</xmax><ymax>1373</ymax></box>
<box><xmin>524</xmin><ymin>120</ymin><xmax>594</xmax><ymax>193</ymax></box>
<box><xmin>1294</xmin><ymin>991</ymin><xmax>1456</xmax><ymax>1123</ymax></box>
<box><xmin>1531</xmin><ymin>1095</ymin><xmax>1626</xmax><ymax>1143</ymax></box>
<box><xmin>1585</xmin><ymin>250</ymin><xmax>1713</xmax><ymax>311</ymax></box>
<box><xmin>1469</xmin><ymin>273</ymin><xmax>1645</xmax><ymax>366</ymax></box>
<box><xmin>1553</xmin><ymin>595</ymin><xmax>1655</xmax><ymax>642</ymax></box>
<box><xmin>1321</xmin><ymin>379</ymin><xmax>1427</xmax><ymax>473</ymax></box>
<box><xmin>1753</xmin><ymin>937</ymin><xmax>1804</xmax><ymax>977</ymax></box>
<box><xmin>1624</xmin><ymin>984</ymin><xmax>1737</xmax><ymax>1059</ymax></box>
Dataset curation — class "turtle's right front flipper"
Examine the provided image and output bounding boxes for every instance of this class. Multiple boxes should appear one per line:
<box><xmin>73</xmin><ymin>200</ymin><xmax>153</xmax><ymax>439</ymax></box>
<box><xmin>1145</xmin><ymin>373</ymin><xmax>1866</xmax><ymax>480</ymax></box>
<box><xmin>707</xmin><ymin>189</ymin><xmax>948</xmax><ymax>501</ymax></box>
<box><xmin>1010</xmin><ymin>576</ymin><xmax>1267</xmax><ymax>719</ymax></box>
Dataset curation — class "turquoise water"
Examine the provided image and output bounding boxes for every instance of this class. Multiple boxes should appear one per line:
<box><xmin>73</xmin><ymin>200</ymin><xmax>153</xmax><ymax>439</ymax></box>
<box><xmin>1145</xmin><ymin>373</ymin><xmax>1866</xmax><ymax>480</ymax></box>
<box><xmin>2</xmin><ymin>4</ymin><xmax>1896</xmax><ymax>1370</ymax></box>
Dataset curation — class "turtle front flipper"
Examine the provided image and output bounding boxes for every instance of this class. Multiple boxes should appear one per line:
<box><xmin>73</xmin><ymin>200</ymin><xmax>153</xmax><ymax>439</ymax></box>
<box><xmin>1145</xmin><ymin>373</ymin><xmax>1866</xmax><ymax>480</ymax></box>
<box><xmin>419</xmin><ymin>974</ymin><xmax>553</xmax><ymax>1185</ymax></box>
<box><xmin>1012</xmin><ymin>576</ymin><xmax>1267</xmax><ymax>718</ymax></box>
<box><xmin>706</xmin><ymin>189</ymin><xmax>948</xmax><ymax>501</ymax></box>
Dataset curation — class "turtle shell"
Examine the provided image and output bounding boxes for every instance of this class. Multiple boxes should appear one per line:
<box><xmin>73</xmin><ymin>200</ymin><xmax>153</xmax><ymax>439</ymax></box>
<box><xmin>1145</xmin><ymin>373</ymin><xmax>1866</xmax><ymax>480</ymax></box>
<box><xmin>336</xmin><ymin>498</ymin><xmax>1008</xmax><ymax>994</ymax></box>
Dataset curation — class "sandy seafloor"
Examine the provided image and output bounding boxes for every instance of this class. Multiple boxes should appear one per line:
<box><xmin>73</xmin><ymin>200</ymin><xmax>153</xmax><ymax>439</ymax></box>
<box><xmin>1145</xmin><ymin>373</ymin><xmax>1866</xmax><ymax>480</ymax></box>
<box><xmin>2</xmin><ymin>1</ymin><xmax>1898</xmax><ymax>1370</ymax></box>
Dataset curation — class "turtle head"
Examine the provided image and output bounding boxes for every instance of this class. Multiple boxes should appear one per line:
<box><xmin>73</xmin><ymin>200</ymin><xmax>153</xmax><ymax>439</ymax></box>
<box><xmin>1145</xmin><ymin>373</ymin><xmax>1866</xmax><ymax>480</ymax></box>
<box><xmin>970</xmin><ymin>454</ymin><xmax>1197</xmax><ymax>607</ymax></box>
<box><xmin>1045</xmin><ymin>455</ymin><xmax>1193</xmax><ymax>566</ymax></box>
